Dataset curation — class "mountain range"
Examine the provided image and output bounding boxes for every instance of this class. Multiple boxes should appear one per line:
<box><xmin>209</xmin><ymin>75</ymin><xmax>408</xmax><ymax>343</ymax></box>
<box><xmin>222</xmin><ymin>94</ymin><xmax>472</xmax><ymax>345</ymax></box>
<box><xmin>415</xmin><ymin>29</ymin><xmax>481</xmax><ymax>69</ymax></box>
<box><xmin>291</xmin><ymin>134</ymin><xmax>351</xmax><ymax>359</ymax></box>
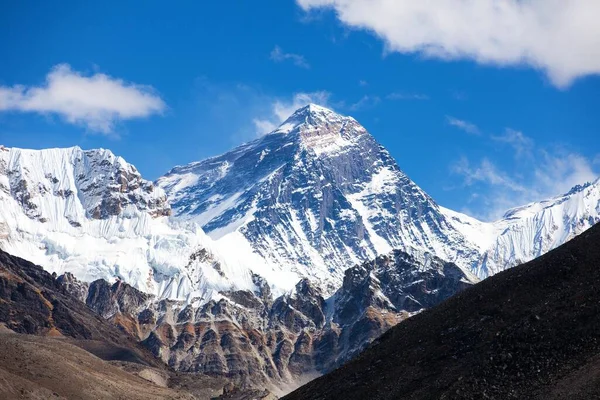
<box><xmin>0</xmin><ymin>104</ymin><xmax>598</xmax><ymax>392</ymax></box>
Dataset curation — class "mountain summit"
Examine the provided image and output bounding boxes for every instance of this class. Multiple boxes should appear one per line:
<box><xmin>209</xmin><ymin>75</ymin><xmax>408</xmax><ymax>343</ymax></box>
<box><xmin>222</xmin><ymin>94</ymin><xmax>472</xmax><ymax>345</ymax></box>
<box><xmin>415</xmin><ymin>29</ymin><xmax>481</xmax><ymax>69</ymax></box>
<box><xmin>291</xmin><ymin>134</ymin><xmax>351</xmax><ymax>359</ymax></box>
<box><xmin>158</xmin><ymin>105</ymin><xmax>482</xmax><ymax>293</ymax></box>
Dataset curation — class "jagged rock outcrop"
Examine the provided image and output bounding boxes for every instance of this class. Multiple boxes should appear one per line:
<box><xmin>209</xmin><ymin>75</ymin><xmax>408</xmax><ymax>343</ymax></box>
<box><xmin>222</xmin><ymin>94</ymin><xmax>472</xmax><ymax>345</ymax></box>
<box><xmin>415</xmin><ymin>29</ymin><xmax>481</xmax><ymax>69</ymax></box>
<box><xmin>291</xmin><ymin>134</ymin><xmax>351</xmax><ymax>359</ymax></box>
<box><xmin>60</xmin><ymin>248</ymin><xmax>474</xmax><ymax>392</ymax></box>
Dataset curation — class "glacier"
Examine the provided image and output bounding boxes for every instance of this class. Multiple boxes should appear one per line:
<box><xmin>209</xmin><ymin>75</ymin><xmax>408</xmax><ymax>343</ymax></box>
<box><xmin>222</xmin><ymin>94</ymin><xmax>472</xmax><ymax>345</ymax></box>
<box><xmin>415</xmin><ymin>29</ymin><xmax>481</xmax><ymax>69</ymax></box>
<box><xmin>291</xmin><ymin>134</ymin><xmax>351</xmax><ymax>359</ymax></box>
<box><xmin>0</xmin><ymin>145</ymin><xmax>260</xmax><ymax>302</ymax></box>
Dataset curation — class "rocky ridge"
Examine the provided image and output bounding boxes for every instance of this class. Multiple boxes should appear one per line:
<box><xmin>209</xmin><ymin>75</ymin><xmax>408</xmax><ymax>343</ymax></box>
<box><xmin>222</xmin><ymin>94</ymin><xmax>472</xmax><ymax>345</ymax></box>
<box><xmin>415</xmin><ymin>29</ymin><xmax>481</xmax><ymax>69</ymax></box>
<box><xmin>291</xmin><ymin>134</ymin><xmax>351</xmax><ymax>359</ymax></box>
<box><xmin>57</xmin><ymin>248</ymin><xmax>473</xmax><ymax>392</ymax></box>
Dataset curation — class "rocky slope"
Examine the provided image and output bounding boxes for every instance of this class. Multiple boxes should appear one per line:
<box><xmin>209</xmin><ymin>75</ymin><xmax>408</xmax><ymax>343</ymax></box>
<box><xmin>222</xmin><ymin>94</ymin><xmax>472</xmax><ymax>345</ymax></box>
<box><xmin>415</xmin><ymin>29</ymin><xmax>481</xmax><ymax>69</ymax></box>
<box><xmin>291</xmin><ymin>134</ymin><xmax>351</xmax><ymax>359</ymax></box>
<box><xmin>285</xmin><ymin>222</ymin><xmax>600</xmax><ymax>400</ymax></box>
<box><xmin>51</xmin><ymin>247</ymin><xmax>471</xmax><ymax>393</ymax></box>
<box><xmin>0</xmin><ymin>248</ymin><xmax>275</xmax><ymax>400</ymax></box>
<box><xmin>0</xmin><ymin>248</ymin><xmax>161</xmax><ymax>362</ymax></box>
<box><xmin>0</xmin><ymin>334</ymin><xmax>201</xmax><ymax>400</ymax></box>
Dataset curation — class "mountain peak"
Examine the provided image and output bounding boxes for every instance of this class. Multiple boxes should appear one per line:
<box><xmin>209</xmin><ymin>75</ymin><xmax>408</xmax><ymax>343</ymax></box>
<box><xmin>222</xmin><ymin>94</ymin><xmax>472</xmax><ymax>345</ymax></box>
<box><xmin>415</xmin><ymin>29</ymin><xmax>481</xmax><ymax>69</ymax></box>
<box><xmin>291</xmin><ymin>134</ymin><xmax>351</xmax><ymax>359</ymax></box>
<box><xmin>298</xmin><ymin>103</ymin><xmax>336</xmax><ymax>115</ymax></box>
<box><xmin>273</xmin><ymin>103</ymin><xmax>345</xmax><ymax>135</ymax></box>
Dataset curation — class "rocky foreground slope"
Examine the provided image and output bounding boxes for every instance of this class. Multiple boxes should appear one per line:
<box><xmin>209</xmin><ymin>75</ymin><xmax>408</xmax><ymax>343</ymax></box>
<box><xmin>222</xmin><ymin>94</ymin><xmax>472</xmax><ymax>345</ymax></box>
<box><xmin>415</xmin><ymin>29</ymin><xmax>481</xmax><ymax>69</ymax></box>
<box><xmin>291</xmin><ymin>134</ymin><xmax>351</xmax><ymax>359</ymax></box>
<box><xmin>0</xmin><ymin>249</ymin><xmax>277</xmax><ymax>400</ymax></box>
<box><xmin>285</xmin><ymin>222</ymin><xmax>600</xmax><ymax>400</ymax></box>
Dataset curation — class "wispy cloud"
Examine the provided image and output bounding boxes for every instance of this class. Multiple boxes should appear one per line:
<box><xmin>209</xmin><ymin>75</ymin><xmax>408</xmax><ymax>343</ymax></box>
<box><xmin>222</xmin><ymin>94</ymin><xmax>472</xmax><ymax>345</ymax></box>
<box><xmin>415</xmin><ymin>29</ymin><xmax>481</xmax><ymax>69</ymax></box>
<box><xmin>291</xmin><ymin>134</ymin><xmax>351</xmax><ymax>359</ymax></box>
<box><xmin>359</xmin><ymin>80</ymin><xmax>369</xmax><ymax>87</ymax></box>
<box><xmin>452</xmin><ymin>157</ymin><xmax>526</xmax><ymax>193</ymax></box>
<box><xmin>387</xmin><ymin>92</ymin><xmax>429</xmax><ymax>101</ymax></box>
<box><xmin>446</xmin><ymin>116</ymin><xmax>481</xmax><ymax>135</ymax></box>
<box><xmin>452</xmin><ymin>144</ymin><xmax>599</xmax><ymax>221</ymax></box>
<box><xmin>0</xmin><ymin>64</ymin><xmax>165</xmax><ymax>134</ymax></box>
<box><xmin>297</xmin><ymin>0</ymin><xmax>600</xmax><ymax>87</ymax></box>
<box><xmin>190</xmin><ymin>78</ymin><xmax>333</xmax><ymax>143</ymax></box>
<box><xmin>253</xmin><ymin>91</ymin><xmax>331</xmax><ymax>134</ymax></box>
<box><xmin>270</xmin><ymin>46</ymin><xmax>310</xmax><ymax>69</ymax></box>
<box><xmin>492</xmin><ymin>128</ymin><xmax>534</xmax><ymax>158</ymax></box>
<box><xmin>349</xmin><ymin>95</ymin><xmax>380</xmax><ymax>111</ymax></box>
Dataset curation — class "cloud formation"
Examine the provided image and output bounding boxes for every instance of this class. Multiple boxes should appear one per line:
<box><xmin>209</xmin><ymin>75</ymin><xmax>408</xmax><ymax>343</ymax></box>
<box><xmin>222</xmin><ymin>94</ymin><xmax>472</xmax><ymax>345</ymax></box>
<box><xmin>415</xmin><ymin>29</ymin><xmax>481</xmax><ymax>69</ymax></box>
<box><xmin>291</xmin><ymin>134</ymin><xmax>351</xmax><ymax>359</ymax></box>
<box><xmin>492</xmin><ymin>128</ymin><xmax>534</xmax><ymax>158</ymax></box>
<box><xmin>297</xmin><ymin>0</ymin><xmax>600</xmax><ymax>87</ymax></box>
<box><xmin>446</xmin><ymin>116</ymin><xmax>481</xmax><ymax>135</ymax></box>
<box><xmin>253</xmin><ymin>91</ymin><xmax>331</xmax><ymax>134</ymax></box>
<box><xmin>452</xmin><ymin>130</ymin><xmax>598</xmax><ymax>220</ymax></box>
<box><xmin>387</xmin><ymin>92</ymin><xmax>429</xmax><ymax>101</ymax></box>
<box><xmin>0</xmin><ymin>64</ymin><xmax>166</xmax><ymax>134</ymax></box>
<box><xmin>270</xmin><ymin>46</ymin><xmax>311</xmax><ymax>69</ymax></box>
<box><xmin>349</xmin><ymin>95</ymin><xmax>381</xmax><ymax>111</ymax></box>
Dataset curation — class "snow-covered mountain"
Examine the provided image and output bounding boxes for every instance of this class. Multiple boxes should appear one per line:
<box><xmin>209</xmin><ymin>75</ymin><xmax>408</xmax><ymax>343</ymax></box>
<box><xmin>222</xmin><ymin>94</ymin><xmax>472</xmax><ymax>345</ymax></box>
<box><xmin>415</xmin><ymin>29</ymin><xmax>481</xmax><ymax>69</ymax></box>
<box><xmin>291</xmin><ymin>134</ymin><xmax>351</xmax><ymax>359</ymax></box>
<box><xmin>471</xmin><ymin>179</ymin><xmax>600</xmax><ymax>278</ymax></box>
<box><xmin>159</xmin><ymin>104</ymin><xmax>599</xmax><ymax>287</ymax></box>
<box><xmin>158</xmin><ymin>104</ymin><xmax>482</xmax><ymax>293</ymax></box>
<box><xmin>1</xmin><ymin>105</ymin><xmax>598</xmax><ymax>393</ymax></box>
<box><xmin>1</xmin><ymin>105</ymin><xmax>598</xmax><ymax>302</ymax></box>
<box><xmin>0</xmin><ymin>145</ymin><xmax>258</xmax><ymax>301</ymax></box>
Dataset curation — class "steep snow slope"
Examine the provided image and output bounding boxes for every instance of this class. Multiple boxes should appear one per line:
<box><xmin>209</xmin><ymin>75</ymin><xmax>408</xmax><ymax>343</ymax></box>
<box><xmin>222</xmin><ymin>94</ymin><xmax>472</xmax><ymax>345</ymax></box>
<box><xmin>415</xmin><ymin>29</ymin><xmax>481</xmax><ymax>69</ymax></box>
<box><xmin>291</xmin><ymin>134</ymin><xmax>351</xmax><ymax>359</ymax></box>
<box><xmin>158</xmin><ymin>104</ymin><xmax>483</xmax><ymax>293</ymax></box>
<box><xmin>473</xmin><ymin>179</ymin><xmax>600</xmax><ymax>278</ymax></box>
<box><xmin>0</xmin><ymin>146</ymin><xmax>258</xmax><ymax>301</ymax></box>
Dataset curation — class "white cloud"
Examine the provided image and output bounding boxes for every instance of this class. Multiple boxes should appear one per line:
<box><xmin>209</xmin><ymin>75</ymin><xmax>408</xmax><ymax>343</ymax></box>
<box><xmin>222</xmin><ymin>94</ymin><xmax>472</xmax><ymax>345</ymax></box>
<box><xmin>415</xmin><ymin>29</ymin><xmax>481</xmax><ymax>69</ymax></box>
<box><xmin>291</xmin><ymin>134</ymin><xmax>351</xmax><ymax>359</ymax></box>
<box><xmin>492</xmin><ymin>128</ymin><xmax>534</xmax><ymax>158</ymax></box>
<box><xmin>359</xmin><ymin>80</ymin><xmax>369</xmax><ymax>87</ymax></box>
<box><xmin>452</xmin><ymin>147</ymin><xmax>599</xmax><ymax>221</ymax></box>
<box><xmin>534</xmin><ymin>151</ymin><xmax>598</xmax><ymax>194</ymax></box>
<box><xmin>452</xmin><ymin>157</ymin><xmax>526</xmax><ymax>193</ymax></box>
<box><xmin>270</xmin><ymin>46</ymin><xmax>311</xmax><ymax>69</ymax></box>
<box><xmin>387</xmin><ymin>92</ymin><xmax>429</xmax><ymax>101</ymax></box>
<box><xmin>0</xmin><ymin>64</ymin><xmax>166</xmax><ymax>134</ymax></box>
<box><xmin>297</xmin><ymin>0</ymin><xmax>600</xmax><ymax>87</ymax></box>
<box><xmin>253</xmin><ymin>91</ymin><xmax>331</xmax><ymax>134</ymax></box>
<box><xmin>446</xmin><ymin>116</ymin><xmax>480</xmax><ymax>135</ymax></box>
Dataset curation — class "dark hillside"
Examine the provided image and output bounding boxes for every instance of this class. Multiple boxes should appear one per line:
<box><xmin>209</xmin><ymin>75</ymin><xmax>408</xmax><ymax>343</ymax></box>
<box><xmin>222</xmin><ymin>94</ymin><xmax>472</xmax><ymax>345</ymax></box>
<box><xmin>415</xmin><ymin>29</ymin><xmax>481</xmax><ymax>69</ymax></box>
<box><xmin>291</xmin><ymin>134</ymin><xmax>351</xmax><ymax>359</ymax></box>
<box><xmin>286</xmin><ymin>223</ymin><xmax>600</xmax><ymax>400</ymax></box>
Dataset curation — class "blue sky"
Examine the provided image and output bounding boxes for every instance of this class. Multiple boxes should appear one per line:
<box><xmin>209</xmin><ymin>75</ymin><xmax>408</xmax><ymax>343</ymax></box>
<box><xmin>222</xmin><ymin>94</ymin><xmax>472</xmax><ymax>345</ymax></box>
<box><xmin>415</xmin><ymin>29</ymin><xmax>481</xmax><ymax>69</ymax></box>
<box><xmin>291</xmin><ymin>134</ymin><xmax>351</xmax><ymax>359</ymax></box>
<box><xmin>1</xmin><ymin>0</ymin><xmax>599</xmax><ymax>220</ymax></box>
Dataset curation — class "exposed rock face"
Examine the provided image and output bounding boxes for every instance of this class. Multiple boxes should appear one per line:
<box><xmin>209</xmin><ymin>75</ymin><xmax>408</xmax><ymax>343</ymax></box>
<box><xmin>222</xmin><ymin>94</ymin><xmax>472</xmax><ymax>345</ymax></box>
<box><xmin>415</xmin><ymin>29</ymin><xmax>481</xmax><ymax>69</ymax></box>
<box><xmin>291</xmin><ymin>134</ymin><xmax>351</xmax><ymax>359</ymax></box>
<box><xmin>57</xmin><ymin>271</ymin><xmax>89</xmax><ymax>302</ymax></box>
<box><xmin>62</xmin><ymin>248</ymin><xmax>473</xmax><ymax>391</ymax></box>
<box><xmin>0</xmin><ymin>249</ymin><xmax>163</xmax><ymax>368</ymax></box>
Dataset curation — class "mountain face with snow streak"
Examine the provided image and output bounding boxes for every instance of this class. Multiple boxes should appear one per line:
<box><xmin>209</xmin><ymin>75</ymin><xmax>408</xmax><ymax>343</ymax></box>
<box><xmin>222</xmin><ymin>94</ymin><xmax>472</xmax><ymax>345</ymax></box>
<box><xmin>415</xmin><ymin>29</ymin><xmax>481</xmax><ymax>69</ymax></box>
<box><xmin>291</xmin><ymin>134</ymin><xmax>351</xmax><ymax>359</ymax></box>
<box><xmin>472</xmin><ymin>179</ymin><xmax>600</xmax><ymax>278</ymax></box>
<box><xmin>1</xmin><ymin>106</ymin><xmax>597</xmax><ymax>300</ymax></box>
<box><xmin>159</xmin><ymin>105</ymin><xmax>600</xmax><ymax>287</ymax></box>
<box><xmin>0</xmin><ymin>146</ymin><xmax>256</xmax><ymax>301</ymax></box>
<box><xmin>158</xmin><ymin>104</ymin><xmax>482</xmax><ymax>293</ymax></box>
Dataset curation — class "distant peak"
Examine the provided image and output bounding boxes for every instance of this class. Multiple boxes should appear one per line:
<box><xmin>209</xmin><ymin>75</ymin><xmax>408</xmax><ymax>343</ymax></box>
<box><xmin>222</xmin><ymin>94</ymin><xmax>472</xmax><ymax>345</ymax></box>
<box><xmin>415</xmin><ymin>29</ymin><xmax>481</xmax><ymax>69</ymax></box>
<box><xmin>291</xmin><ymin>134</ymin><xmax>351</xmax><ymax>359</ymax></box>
<box><xmin>290</xmin><ymin>103</ymin><xmax>338</xmax><ymax>120</ymax></box>
<box><xmin>273</xmin><ymin>103</ymin><xmax>346</xmax><ymax>135</ymax></box>
<box><xmin>302</xmin><ymin>103</ymin><xmax>335</xmax><ymax>114</ymax></box>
